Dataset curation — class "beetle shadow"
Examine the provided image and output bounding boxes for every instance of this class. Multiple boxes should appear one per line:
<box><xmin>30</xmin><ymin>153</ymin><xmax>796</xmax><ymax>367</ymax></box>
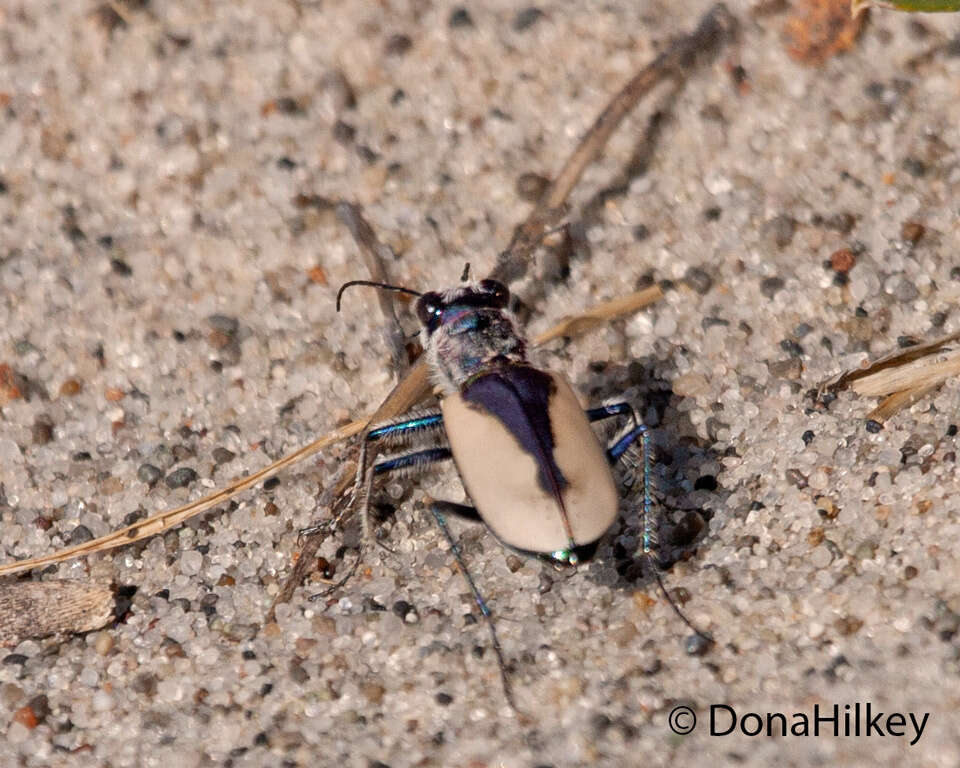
<box><xmin>559</xmin><ymin>354</ymin><xmax>732</xmax><ymax>599</ymax></box>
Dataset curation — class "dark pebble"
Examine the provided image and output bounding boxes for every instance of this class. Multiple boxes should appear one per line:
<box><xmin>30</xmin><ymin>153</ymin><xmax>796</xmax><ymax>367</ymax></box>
<box><xmin>632</xmin><ymin>223</ymin><xmax>650</xmax><ymax>241</ymax></box>
<box><xmin>448</xmin><ymin>7</ymin><xmax>473</xmax><ymax>27</ymax></box>
<box><xmin>137</xmin><ymin>464</ymin><xmax>163</xmax><ymax>486</ymax></box>
<box><xmin>785</xmin><ymin>468</ymin><xmax>808</xmax><ymax>489</ymax></box>
<box><xmin>703</xmin><ymin>206</ymin><xmax>722</xmax><ymax>221</ymax></box>
<box><xmin>760</xmin><ymin>276</ymin><xmax>785</xmax><ymax>298</ymax></box>
<box><xmin>275</xmin><ymin>96</ymin><xmax>305</xmax><ymax>116</ymax></box>
<box><xmin>356</xmin><ymin>145</ymin><xmax>379</xmax><ymax>164</ymax></box>
<box><xmin>855</xmin><ymin>305</ymin><xmax>868</xmax><ymax>317</ymax></box>
<box><xmin>932</xmin><ymin>311</ymin><xmax>948</xmax><ymax>328</ymax></box>
<box><xmin>515</xmin><ymin>172</ymin><xmax>549</xmax><ymax>202</ymax></box>
<box><xmin>72</xmin><ymin>451</ymin><xmax>92</xmax><ymax>461</ymax></box>
<box><xmin>865</xmin><ymin>419</ymin><xmax>884</xmax><ymax>433</ymax></box>
<box><xmin>385</xmin><ymin>33</ymin><xmax>412</xmax><ymax>56</ymax></box>
<box><xmin>165</xmin><ymin>467</ymin><xmax>198</xmax><ymax>489</ymax></box>
<box><xmin>263</xmin><ymin>476</ymin><xmax>280</xmax><ymax>491</ymax></box>
<box><xmin>110</xmin><ymin>258</ymin><xmax>133</xmax><ymax>276</ymax></box>
<box><xmin>332</xmin><ymin>120</ymin><xmax>356</xmax><ymax>145</ymax></box>
<box><xmin>242</xmin><ymin>649</ymin><xmax>257</xmax><ymax>660</ymax></box>
<box><xmin>212</xmin><ymin>447</ymin><xmax>235</xmax><ymax>464</ymax></box>
<box><xmin>32</xmin><ymin>417</ymin><xmax>54</xmax><ymax>445</ymax></box>
<box><xmin>123</xmin><ymin>509</ymin><xmax>146</xmax><ymax>527</ymax></box>
<box><xmin>0</xmin><ymin>177</ymin><xmax>7</xmax><ymax>195</ymax></box>
<box><xmin>684</xmin><ymin>633</ymin><xmax>713</xmax><ymax>656</ymax></box>
<box><xmin>824</xmin><ymin>212</ymin><xmax>855</xmax><ymax>233</ymax></box>
<box><xmin>693</xmin><ymin>474</ymin><xmax>718</xmax><ymax>491</ymax></box>
<box><xmin>27</xmin><ymin>695</ymin><xmax>49</xmax><ymax>722</ymax></box>
<box><xmin>897</xmin><ymin>335</ymin><xmax>919</xmax><ymax>348</ymax></box>
<box><xmin>275</xmin><ymin>156</ymin><xmax>296</xmax><ymax>170</ymax></box>
<box><xmin>513</xmin><ymin>7</ymin><xmax>543</xmax><ymax>31</ymax></box>
<box><xmin>780</xmin><ymin>339</ymin><xmax>804</xmax><ymax>357</ymax></box>
<box><xmin>2</xmin><ymin>654</ymin><xmax>28</xmax><ymax>665</ymax></box>
<box><xmin>947</xmin><ymin>424</ymin><xmax>957</xmax><ymax>437</ymax></box>
<box><xmin>390</xmin><ymin>88</ymin><xmax>406</xmax><ymax>105</ymax></box>
<box><xmin>794</xmin><ymin>322</ymin><xmax>813</xmax><ymax>338</ymax></box>
<box><xmin>132</xmin><ymin>672</ymin><xmax>158</xmax><ymax>696</ymax></box>
<box><xmin>683</xmin><ymin>266</ymin><xmax>713</xmax><ymax>295</ymax></box>
<box><xmin>68</xmin><ymin>525</ymin><xmax>94</xmax><ymax>545</ymax></box>
<box><xmin>435</xmin><ymin>692</ymin><xmax>454</xmax><ymax>706</ymax></box>
<box><xmin>901</xmin><ymin>220</ymin><xmax>925</xmax><ymax>244</ymax></box>
<box><xmin>802</xmin><ymin>430</ymin><xmax>815</xmax><ymax>445</ymax></box>
<box><xmin>207</xmin><ymin>314</ymin><xmax>238</xmax><ymax>335</ymax></box>
<box><xmin>902</xmin><ymin>157</ymin><xmax>927</xmax><ymax>177</ymax></box>
<box><xmin>288</xmin><ymin>660</ymin><xmax>309</xmax><ymax>683</ymax></box>
<box><xmin>950</xmin><ymin>267</ymin><xmax>960</xmax><ymax>281</ymax></box>
<box><xmin>702</xmin><ymin>316</ymin><xmax>729</xmax><ymax>329</ymax></box>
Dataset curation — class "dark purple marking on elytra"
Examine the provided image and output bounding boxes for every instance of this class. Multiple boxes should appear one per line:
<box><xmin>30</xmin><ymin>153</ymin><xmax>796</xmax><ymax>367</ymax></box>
<box><xmin>460</xmin><ymin>366</ymin><xmax>569</xmax><ymax>501</ymax></box>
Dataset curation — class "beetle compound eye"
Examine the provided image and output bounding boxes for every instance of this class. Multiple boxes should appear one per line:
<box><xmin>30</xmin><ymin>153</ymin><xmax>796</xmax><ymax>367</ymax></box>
<box><xmin>479</xmin><ymin>279</ymin><xmax>509</xmax><ymax>308</ymax></box>
<box><xmin>416</xmin><ymin>292</ymin><xmax>443</xmax><ymax>328</ymax></box>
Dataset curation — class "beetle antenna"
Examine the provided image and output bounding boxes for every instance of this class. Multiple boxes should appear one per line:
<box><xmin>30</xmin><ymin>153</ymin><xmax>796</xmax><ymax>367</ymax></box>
<box><xmin>336</xmin><ymin>280</ymin><xmax>423</xmax><ymax>312</ymax></box>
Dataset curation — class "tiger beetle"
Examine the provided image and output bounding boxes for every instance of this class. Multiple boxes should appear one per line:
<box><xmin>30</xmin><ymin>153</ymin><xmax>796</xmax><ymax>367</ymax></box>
<box><xmin>311</xmin><ymin>275</ymin><xmax>708</xmax><ymax>708</ymax></box>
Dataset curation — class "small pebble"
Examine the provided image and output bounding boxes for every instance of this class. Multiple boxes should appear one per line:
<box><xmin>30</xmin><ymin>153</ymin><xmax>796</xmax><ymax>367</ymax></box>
<box><xmin>179</xmin><ymin>550</ymin><xmax>203</xmax><ymax>576</ymax></box>
<box><xmin>137</xmin><ymin>463</ymin><xmax>163</xmax><ymax>484</ymax></box>
<box><xmin>165</xmin><ymin>467</ymin><xmax>198</xmax><ymax>489</ymax></box>
<box><xmin>829</xmin><ymin>248</ymin><xmax>856</xmax><ymax>273</ymax></box>
<box><xmin>902</xmin><ymin>157</ymin><xmax>926</xmax><ymax>177</ymax></box>
<box><xmin>513</xmin><ymin>8</ymin><xmax>543</xmax><ymax>31</ymax></box>
<box><xmin>385</xmin><ymin>33</ymin><xmax>412</xmax><ymax>56</ymax></box>
<box><xmin>515</xmin><ymin>172</ymin><xmax>549</xmax><ymax>202</ymax></box>
<box><xmin>763</xmin><ymin>214</ymin><xmax>796</xmax><ymax>248</ymax></box>
<box><xmin>32</xmin><ymin>417</ymin><xmax>54</xmax><ymax>445</ymax></box>
<box><xmin>682</xmin><ymin>266</ymin><xmax>713</xmax><ymax>295</ymax></box>
<box><xmin>684</xmin><ymin>633</ymin><xmax>713</xmax><ymax>656</ymax></box>
<box><xmin>68</xmin><ymin>525</ymin><xmax>94</xmax><ymax>545</ymax></box>
<box><xmin>319</xmin><ymin>69</ymin><xmax>356</xmax><ymax>111</ymax></box>
<box><xmin>901</xmin><ymin>220</ymin><xmax>925</xmax><ymax>244</ymax></box>
<box><xmin>448</xmin><ymin>7</ymin><xmax>473</xmax><ymax>28</ymax></box>
<box><xmin>760</xmin><ymin>276</ymin><xmax>785</xmax><ymax>298</ymax></box>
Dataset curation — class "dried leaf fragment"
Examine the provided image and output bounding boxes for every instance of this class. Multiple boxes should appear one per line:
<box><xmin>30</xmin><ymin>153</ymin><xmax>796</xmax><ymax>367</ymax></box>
<box><xmin>0</xmin><ymin>581</ymin><xmax>117</xmax><ymax>646</ymax></box>
<box><xmin>784</xmin><ymin>0</ymin><xmax>868</xmax><ymax>65</ymax></box>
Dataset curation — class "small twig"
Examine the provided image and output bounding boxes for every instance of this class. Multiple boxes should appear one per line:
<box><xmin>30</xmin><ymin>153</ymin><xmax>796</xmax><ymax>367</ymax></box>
<box><xmin>491</xmin><ymin>3</ymin><xmax>738</xmax><ymax>284</ymax></box>
<box><xmin>336</xmin><ymin>202</ymin><xmax>410</xmax><ymax>375</ymax></box>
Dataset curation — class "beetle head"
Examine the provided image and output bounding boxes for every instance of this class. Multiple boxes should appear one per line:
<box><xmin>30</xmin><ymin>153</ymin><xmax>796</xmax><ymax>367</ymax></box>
<box><xmin>415</xmin><ymin>279</ymin><xmax>510</xmax><ymax>337</ymax></box>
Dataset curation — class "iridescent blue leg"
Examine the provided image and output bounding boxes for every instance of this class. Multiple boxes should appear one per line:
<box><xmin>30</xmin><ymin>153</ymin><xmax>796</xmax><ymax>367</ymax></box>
<box><xmin>429</xmin><ymin>500</ymin><xmax>516</xmax><ymax>711</ymax></box>
<box><xmin>586</xmin><ymin>402</ymin><xmax>712</xmax><ymax>644</ymax></box>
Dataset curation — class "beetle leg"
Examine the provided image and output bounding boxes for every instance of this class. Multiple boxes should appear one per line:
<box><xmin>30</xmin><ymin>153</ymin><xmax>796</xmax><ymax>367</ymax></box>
<box><xmin>428</xmin><ymin>500</ymin><xmax>517</xmax><ymax>711</ymax></box>
<box><xmin>365</xmin><ymin>447</ymin><xmax>454</xmax><ymax>552</ymax></box>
